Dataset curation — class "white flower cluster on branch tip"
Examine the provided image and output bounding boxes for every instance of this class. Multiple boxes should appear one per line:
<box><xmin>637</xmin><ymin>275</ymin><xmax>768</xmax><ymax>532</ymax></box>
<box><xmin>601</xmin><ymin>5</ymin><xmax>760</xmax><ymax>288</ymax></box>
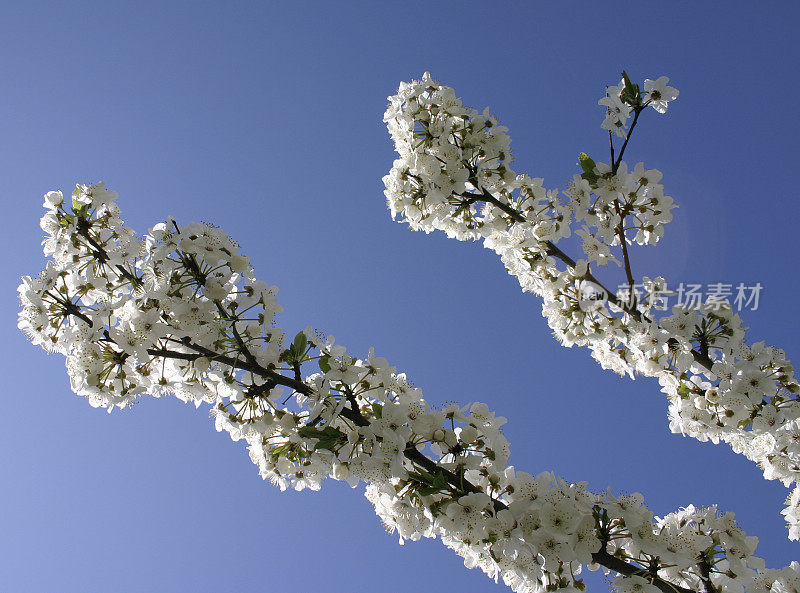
<box><xmin>382</xmin><ymin>73</ymin><xmax>800</xmax><ymax>539</ymax></box>
<box><xmin>17</xmin><ymin>184</ymin><xmax>800</xmax><ymax>593</ymax></box>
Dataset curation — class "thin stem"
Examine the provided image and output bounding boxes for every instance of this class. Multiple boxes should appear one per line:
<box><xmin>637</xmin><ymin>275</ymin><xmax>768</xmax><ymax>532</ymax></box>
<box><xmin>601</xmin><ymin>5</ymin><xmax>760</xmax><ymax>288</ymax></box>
<box><xmin>614</xmin><ymin>200</ymin><xmax>636</xmax><ymax>290</ymax></box>
<box><xmin>609</xmin><ymin>129</ymin><xmax>616</xmax><ymax>166</ymax></box>
<box><xmin>75</xmin><ymin>219</ymin><xmax>142</xmax><ymax>288</ymax></box>
<box><xmin>613</xmin><ymin>107</ymin><xmax>643</xmax><ymax>173</ymax></box>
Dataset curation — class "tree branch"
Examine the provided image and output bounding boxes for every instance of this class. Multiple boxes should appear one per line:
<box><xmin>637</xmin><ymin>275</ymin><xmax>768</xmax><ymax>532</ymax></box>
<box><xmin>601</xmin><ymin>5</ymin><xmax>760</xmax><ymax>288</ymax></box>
<box><xmin>58</xmin><ymin>219</ymin><xmax>708</xmax><ymax>593</ymax></box>
<box><xmin>462</xmin><ymin>188</ymin><xmax>715</xmax><ymax>373</ymax></box>
<box><xmin>152</xmin><ymin>336</ymin><xmax>703</xmax><ymax>593</ymax></box>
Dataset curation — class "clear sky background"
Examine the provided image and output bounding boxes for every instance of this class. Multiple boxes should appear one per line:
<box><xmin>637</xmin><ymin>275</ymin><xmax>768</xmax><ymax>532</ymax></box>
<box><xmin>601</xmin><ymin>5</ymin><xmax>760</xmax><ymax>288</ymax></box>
<box><xmin>2</xmin><ymin>2</ymin><xmax>799</xmax><ymax>592</ymax></box>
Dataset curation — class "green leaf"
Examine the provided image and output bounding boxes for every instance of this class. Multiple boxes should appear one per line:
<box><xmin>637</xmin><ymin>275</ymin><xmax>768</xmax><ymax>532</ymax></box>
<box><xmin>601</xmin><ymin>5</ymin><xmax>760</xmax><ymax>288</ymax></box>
<box><xmin>72</xmin><ymin>202</ymin><xmax>89</xmax><ymax>219</ymax></box>
<box><xmin>293</xmin><ymin>331</ymin><xmax>307</xmax><ymax>355</ymax></box>
<box><xmin>297</xmin><ymin>425</ymin><xmax>344</xmax><ymax>452</ymax></box>
<box><xmin>319</xmin><ymin>426</ymin><xmax>343</xmax><ymax>439</ymax></box>
<box><xmin>407</xmin><ymin>470</ymin><xmax>436</xmax><ymax>487</ymax></box>
<box><xmin>578</xmin><ymin>152</ymin><xmax>596</xmax><ymax>174</ymax></box>
<box><xmin>318</xmin><ymin>355</ymin><xmax>331</xmax><ymax>374</ymax></box>
<box><xmin>621</xmin><ymin>70</ymin><xmax>634</xmax><ymax>91</ymax></box>
<box><xmin>578</xmin><ymin>152</ymin><xmax>599</xmax><ymax>185</ymax></box>
<box><xmin>279</xmin><ymin>348</ymin><xmax>291</xmax><ymax>363</ymax></box>
<box><xmin>270</xmin><ymin>443</ymin><xmax>291</xmax><ymax>458</ymax></box>
<box><xmin>620</xmin><ymin>70</ymin><xmax>641</xmax><ymax>106</ymax></box>
<box><xmin>314</xmin><ymin>439</ymin><xmax>336</xmax><ymax>451</ymax></box>
<box><xmin>371</xmin><ymin>403</ymin><xmax>383</xmax><ymax>419</ymax></box>
<box><xmin>298</xmin><ymin>426</ymin><xmax>320</xmax><ymax>438</ymax></box>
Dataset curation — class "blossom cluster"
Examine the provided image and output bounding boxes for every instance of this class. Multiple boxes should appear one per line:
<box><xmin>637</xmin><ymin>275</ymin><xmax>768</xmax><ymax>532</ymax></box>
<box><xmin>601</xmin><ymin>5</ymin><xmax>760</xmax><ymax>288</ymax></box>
<box><xmin>382</xmin><ymin>73</ymin><xmax>800</xmax><ymax>538</ymax></box>
<box><xmin>19</xmin><ymin>188</ymin><xmax>797</xmax><ymax>593</ymax></box>
<box><xmin>598</xmin><ymin>75</ymin><xmax>678</xmax><ymax>138</ymax></box>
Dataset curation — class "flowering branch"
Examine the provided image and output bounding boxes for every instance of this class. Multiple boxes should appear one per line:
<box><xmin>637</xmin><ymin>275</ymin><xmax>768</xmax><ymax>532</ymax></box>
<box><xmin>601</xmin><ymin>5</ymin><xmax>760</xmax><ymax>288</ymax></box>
<box><xmin>459</xmin><ymin>185</ymin><xmax>647</xmax><ymax>323</ymax></box>
<box><xmin>382</xmin><ymin>72</ymin><xmax>800</xmax><ymax>538</ymax></box>
<box><xmin>19</xmin><ymin>187</ymin><xmax>793</xmax><ymax>593</ymax></box>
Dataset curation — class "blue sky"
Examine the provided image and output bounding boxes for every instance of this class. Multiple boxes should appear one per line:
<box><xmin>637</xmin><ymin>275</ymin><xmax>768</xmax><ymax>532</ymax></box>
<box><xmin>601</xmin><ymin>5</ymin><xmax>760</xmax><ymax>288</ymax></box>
<box><xmin>2</xmin><ymin>1</ymin><xmax>799</xmax><ymax>591</ymax></box>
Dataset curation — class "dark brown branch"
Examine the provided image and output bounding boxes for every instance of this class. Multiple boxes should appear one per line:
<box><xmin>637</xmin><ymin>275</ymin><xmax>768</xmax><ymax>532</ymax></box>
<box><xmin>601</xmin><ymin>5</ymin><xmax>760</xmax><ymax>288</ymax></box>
<box><xmin>593</xmin><ymin>549</ymin><xmax>696</xmax><ymax>593</ymax></box>
<box><xmin>65</xmin><ymin>304</ymin><xmax>94</xmax><ymax>326</ymax></box>
<box><xmin>697</xmin><ymin>559</ymin><xmax>717</xmax><ymax>593</ymax></box>
<box><xmin>44</xmin><ymin>291</ymin><xmax>94</xmax><ymax>327</ymax></box>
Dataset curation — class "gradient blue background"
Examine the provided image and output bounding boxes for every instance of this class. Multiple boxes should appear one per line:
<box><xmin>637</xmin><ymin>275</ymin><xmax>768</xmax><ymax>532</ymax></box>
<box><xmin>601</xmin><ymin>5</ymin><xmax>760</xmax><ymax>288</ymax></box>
<box><xmin>2</xmin><ymin>1</ymin><xmax>799</xmax><ymax>591</ymax></box>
